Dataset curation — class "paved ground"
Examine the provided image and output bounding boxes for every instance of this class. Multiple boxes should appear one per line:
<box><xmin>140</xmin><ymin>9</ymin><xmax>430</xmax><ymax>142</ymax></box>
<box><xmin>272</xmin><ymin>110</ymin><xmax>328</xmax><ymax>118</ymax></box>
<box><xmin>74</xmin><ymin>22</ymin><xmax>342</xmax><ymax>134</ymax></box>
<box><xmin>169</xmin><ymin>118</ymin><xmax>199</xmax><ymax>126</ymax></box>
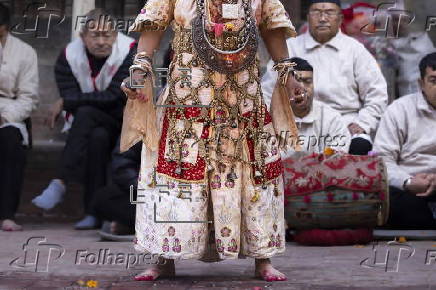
<box><xmin>2</xmin><ymin>222</ymin><xmax>436</xmax><ymax>289</ymax></box>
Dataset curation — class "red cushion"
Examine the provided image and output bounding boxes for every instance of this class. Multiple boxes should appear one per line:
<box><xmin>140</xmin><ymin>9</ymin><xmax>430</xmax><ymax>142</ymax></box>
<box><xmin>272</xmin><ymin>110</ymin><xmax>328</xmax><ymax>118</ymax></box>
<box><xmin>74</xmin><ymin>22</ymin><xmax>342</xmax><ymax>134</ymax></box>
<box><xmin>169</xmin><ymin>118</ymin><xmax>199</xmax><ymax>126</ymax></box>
<box><xmin>294</xmin><ymin>228</ymin><xmax>373</xmax><ymax>246</ymax></box>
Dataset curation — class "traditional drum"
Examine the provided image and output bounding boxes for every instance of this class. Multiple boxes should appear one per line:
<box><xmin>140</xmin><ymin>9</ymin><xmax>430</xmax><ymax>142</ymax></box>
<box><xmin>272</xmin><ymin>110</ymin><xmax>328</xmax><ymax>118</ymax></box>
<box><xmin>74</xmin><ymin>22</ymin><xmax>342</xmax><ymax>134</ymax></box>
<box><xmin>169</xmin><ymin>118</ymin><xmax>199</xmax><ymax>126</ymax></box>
<box><xmin>282</xmin><ymin>151</ymin><xmax>389</xmax><ymax>230</ymax></box>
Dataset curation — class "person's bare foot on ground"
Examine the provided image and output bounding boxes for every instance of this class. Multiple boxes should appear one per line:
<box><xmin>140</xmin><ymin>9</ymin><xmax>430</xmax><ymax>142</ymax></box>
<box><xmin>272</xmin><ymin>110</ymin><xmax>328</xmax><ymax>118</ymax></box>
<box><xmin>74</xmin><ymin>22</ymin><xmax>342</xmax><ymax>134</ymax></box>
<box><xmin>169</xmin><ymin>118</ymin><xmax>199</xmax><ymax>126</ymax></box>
<box><xmin>1</xmin><ymin>219</ymin><xmax>23</xmax><ymax>231</ymax></box>
<box><xmin>255</xmin><ymin>258</ymin><xmax>287</xmax><ymax>282</ymax></box>
<box><xmin>134</xmin><ymin>258</ymin><xmax>175</xmax><ymax>281</ymax></box>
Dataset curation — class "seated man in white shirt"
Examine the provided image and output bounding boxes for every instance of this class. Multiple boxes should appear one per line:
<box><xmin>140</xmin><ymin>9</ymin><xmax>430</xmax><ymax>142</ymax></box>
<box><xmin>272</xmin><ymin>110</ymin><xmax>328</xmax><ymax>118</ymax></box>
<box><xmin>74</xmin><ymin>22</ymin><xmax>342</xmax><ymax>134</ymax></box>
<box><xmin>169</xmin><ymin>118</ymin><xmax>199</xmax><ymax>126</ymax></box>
<box><xmin>374</xmin><ymin>52</ymin><xmax>436</xmax><ymax>229</ymax></box>
<box><xmin>262</xmin><ymin>0</ymin><xmax>388</xmax><ymax>156</ymax></box>
<box><xmin>279</xmin><ymin>57</ymin><xmax>351</xmax><ymax>159</ymax></box>
<box><xmin>0</xmin><ymin>3</ymin><xmax>38</xmax><ymax>231</ymax></box>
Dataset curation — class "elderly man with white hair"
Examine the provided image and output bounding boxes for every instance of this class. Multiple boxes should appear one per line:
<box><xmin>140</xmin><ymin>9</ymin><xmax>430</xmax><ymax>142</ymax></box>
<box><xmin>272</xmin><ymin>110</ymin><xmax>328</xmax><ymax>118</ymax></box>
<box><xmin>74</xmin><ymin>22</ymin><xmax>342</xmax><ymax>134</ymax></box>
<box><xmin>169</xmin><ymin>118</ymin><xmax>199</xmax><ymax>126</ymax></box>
<box><xmin>32</xmin><ymin>9</ymin><xmax>136</xmax><ymax>230</ymax></box>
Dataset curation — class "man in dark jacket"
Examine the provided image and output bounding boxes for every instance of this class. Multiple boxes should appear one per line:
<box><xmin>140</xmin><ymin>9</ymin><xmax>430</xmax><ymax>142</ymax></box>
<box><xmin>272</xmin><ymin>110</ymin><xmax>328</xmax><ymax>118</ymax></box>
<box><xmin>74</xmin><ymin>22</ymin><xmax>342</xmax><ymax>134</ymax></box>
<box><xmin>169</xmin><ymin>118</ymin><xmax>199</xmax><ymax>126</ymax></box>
<box><xmin>92</xmin><ymin>139</ymin><xmax>141</xmax><ymax>237</ymax></box>
<box><xmin>32</xmin><ymin>9</ymin><xmax>136</xmax><ymax>230</ymax></box>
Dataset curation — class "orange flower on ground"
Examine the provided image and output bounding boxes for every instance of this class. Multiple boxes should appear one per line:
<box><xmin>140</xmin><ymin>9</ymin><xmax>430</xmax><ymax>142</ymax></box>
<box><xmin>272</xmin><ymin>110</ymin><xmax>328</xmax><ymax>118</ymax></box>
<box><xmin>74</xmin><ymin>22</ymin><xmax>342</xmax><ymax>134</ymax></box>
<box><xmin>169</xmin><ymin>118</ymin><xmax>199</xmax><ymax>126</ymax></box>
<box><xmin>86</xmin><ymin>280</ymin><xmax>99</xmax><ymax>288</ymax></box>
<box><xmin>324</xmin><ymin>147</ymin><xmax>335</xmax><ymax>156</ymax></box>
<box><xmin>398</xmin><ymin>236</ymin><xmax>407</xmax><ymax>243</ymax></box>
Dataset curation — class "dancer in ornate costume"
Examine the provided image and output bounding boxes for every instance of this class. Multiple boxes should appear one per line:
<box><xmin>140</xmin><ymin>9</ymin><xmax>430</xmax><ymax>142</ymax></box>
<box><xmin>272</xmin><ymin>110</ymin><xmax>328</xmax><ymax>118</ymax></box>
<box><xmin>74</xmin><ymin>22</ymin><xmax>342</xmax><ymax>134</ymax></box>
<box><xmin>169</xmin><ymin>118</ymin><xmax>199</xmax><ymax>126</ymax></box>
<box><xmin>121</xmin><ymin>0</ymin><xmax>302</xmax><ymax>282</ymax></box>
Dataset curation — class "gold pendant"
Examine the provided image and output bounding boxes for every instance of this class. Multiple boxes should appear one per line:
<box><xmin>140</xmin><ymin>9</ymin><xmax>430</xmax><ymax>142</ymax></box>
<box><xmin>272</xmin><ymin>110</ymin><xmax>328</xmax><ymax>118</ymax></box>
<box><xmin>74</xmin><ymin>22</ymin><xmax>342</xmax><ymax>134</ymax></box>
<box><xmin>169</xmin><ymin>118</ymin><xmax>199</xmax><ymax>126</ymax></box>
<box><xmin>148</xmin><ymin>179</ymin><xmax>157</xmax><ymax>188</ymax></box>
<box><xmin>222</xmin><ymin>4</ymin><xmax>239</xmax><ymax>20</ymax></box>
<box><xmin>250</xmin><ymin>190</ymin><xmax>260</xmax><ymax>203</ymax></box>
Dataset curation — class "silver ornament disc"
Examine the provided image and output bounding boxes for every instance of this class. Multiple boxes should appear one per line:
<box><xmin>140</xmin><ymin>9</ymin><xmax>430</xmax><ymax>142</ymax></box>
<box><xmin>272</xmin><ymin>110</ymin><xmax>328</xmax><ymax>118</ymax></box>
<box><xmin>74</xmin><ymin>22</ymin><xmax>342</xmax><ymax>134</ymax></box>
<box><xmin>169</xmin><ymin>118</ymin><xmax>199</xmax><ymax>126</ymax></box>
<box><xmin>222</xmin><ymin>4</ymin><xmax>239</xmax><ymax>19</ymax></box>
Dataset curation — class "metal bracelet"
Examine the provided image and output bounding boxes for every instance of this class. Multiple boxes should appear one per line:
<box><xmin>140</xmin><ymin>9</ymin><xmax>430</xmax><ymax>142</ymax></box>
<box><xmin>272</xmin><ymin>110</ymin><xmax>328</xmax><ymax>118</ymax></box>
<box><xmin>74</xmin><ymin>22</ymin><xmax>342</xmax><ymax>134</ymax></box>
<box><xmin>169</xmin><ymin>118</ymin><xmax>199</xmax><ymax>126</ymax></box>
<box><xmin>273</xmin><ymin>62</ymin><xmax>296</xmax><ymax>86</ymax></box>
<box><xmin>130</xmin><ymin>63</ymin><xmax>150</xmax><ymax>73</ymax></box>
<box><xmin>129</xmin><ymin>64</ymin><xmax>151</xmax><ymax>89</ymax></box>
<box><xmin>274</xmin><ymin>57</ymin><xmax>293</xmax><ymax>64</ymax></box>
<box><xmin>134</xmin><ymin>52</ymin><xmax>153</xmax><ymax>66</ymax></box>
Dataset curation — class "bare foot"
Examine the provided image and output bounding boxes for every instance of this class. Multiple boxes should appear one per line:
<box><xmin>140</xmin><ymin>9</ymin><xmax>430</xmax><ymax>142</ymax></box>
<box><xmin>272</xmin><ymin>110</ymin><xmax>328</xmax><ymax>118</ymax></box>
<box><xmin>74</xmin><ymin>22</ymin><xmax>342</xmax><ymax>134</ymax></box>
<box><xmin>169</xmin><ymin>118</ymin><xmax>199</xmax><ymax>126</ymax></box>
<box><xmin>134</xmin><ymin>258</ymin><xmax>175</xmax><ymax>281</ymax></box>
<box><xmin>1</xmin><ymin>219</ymin><xmax>23</xmax><ymax>231</ymax></box>
<box><xmin>255</xmin><ymin>258</ymin><xmax>287</xmax><ymax>282</ymax></box>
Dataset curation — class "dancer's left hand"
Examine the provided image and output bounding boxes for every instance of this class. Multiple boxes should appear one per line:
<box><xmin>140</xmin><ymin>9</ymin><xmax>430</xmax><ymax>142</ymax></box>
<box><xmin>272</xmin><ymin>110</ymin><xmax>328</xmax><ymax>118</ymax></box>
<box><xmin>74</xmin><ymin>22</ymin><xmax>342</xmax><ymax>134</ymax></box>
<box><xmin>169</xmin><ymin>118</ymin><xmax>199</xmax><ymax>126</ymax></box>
<box><xmin>121</xmin><ymin>76</ymin><xmax>149</xmax><ymax>102</ymax></box>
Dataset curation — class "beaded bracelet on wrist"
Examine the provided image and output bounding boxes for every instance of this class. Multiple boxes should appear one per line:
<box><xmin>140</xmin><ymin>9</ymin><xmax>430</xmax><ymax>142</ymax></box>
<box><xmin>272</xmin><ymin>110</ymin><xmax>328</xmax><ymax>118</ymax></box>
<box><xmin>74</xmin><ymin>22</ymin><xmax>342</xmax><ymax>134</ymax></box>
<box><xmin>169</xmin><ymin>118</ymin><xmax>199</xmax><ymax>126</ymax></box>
<box><xmin>131</xmin><ymin>51</ymin><xmax>154</xmax><ymax>76</ymax></box>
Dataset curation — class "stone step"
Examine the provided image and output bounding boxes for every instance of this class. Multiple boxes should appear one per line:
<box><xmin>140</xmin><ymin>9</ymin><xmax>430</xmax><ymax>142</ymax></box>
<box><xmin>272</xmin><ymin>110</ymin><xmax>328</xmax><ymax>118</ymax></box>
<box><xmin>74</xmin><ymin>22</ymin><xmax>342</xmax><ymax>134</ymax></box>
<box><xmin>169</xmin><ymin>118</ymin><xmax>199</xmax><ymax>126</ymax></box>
<box><xmin>373</xmin><ymin>229</ymin><xmax>436</xmax><ymax>240</ymax></box>
<box><xmin>288</xmin><ymin>229</ymin><xmax>436</xmax><ymax>241</ymax></box>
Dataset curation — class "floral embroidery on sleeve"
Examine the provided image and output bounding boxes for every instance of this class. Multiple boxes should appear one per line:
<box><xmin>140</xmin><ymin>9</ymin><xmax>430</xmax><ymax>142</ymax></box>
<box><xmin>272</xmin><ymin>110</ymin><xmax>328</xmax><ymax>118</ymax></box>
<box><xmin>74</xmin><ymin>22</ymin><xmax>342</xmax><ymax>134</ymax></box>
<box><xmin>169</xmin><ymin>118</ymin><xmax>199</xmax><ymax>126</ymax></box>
<box><xmin>260</xmin><ymin>0</ymin><xmax>296</xmax><ymax>38</ymax></box>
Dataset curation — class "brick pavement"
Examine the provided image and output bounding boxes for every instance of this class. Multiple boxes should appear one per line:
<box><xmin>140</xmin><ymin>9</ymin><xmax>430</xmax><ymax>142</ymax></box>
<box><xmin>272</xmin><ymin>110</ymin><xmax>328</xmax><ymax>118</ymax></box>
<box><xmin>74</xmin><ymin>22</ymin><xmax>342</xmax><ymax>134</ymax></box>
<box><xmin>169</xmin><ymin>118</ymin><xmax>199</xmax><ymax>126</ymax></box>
<box><xmin>1</xmin><ymin>223</ymin><xmax>436</xmax><ymax>289</ymax></box>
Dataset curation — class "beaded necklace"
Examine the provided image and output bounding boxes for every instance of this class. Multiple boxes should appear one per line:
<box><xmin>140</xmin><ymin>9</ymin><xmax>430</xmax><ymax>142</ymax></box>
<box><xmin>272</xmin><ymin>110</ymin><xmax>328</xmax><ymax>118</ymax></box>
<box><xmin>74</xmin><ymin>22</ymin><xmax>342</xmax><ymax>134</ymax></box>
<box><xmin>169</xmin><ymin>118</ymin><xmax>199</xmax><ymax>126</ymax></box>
<box><xmin>192</xmin><ymin>0</ymin><xmax>259</xmax><ymax>74</ymax></box>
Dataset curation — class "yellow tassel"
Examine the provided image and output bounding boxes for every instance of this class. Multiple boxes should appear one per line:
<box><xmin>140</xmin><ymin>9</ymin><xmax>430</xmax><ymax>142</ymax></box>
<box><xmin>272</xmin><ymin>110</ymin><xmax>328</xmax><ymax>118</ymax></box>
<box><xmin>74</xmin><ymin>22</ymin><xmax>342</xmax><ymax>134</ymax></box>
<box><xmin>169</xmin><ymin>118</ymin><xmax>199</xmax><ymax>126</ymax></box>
<box><xmin>250</xmin><ymin>191</ymin><xmax>260</xmax><ymax>203</ymax></box>
<box><xmin>148</xmin><ymin>178</ymin><xmax>156</xmax><ymax>188</ymax></box>
<box><xmin>148</xmin><ymin>168</ymin><xmax>157</xmax><ymax>188</ymax></box>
